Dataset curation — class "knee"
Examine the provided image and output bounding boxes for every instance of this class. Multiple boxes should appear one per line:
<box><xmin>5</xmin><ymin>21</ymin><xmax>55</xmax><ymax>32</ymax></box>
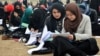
<box><xmin>87</xmin><ymin>38</ymin><xmax>99</xmax><ymax>55</ymax></box>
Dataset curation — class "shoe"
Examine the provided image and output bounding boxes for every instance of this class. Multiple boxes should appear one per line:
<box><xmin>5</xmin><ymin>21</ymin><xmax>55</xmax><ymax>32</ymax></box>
<box><xmin>25</xmin><ymin>32</ymin><xmax>37</xmax><ymax>46</ymax></box>
<box><xmin>18</xmin><ymin>38</ymin><xmax>26</xmax><ymax>43</ymax></box>
<box><xmin>2</xmin><ymin>34</ymin><xmax>11</xmax><ymax>40</ymax></box>
<box><xmin>27</xmin><ymin>41</ymin><xmax>44</xmax><ymax>54</ymax></box>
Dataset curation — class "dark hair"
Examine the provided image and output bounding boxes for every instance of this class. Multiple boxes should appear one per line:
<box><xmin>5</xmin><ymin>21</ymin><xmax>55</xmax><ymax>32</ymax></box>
<box><xmin>50</xmin><ymin>3</ymin><xmax>65</xmax><ymax>19</ymax></box>
<box><xmin>14</xmin><ymin>1</ymin><xmax>22</xmax><ymax>8</ymax></box>
<box><xmin>4</xmin><ymin>1</ymin><xmax>8</xmax><ymax>6</ymax></box>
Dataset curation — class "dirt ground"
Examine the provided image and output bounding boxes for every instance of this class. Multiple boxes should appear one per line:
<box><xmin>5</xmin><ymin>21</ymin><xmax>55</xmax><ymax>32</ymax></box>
<box><xmin>0</xmin><ymin>35</ymin><xmax>100</xmax><ymax>56</ymax></box>
<box><xmin>0</xmin><ymin>35</ymin><xmax>53</xmax><ymax>56</ymax></box>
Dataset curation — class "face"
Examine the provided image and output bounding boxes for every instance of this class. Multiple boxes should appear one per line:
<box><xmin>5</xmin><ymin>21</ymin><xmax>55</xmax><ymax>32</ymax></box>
<box><xmin>66</xmin><ymin>11</ymin><xmax>76</xmax><ymax>21</ymax></box>
<box><xmin>52</xmin><ymin>9</ymin><xmax>61</xmax><ymax>19</ymax></box>
<box><xmin>16</xmin><ymin>5</ymin><xmax>20</xmax><ymax>9</ymax></box>
<box><xmin>80</xmin><ymin>8</ymin><xmax>85</xmax><ymax>13</ymax></box>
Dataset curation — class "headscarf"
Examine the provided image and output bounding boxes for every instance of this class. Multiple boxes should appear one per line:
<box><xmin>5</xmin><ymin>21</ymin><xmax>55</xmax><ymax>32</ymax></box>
<box><xmin>13</xmin><ymin>1</ymin><xmax>23</xmax><ymax>17</ymax></box>
<box><xmin>14</xmin><ymin>1</ymin><xmax>22</xmax><ymax>12</ymax></box>
<box><xmin>79</xmin><ymin>2</ymin><xmax>91</xmax><ymax>15</ymax></box>
<box><xmin>50</xmin><ymin>3</ymin><xmax>65</xmax><ymax>21</ymax></box>
<box><xmin>4</xmin><ymin>4</ymin><xmax>14</xmax><ymax>12</ymax></box>
<box><xmin>64</xmin><ymin>3</ymin><xmax>82</xmax><ymax>33</ymax></box>
<box><xmin>50</xmin><ymin>3</ymin><xmax>65</xmax><ymax>32</ymax></box>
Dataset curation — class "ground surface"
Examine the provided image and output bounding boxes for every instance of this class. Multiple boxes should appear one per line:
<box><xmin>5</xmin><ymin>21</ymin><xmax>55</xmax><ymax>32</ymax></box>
<box><xmin>0</xmin><ymin>35</ymin><xmax>100</xmax><ymax>56</ymax></box>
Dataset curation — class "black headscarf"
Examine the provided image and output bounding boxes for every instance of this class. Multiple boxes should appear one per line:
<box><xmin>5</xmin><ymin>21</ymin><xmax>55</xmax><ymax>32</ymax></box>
<box><xmin>14</xmin><ymin>1</ymin><xmax>22</xmax><ymax>12</ymax></box>
<box><xmin>13</xmin><ymin>1</ymin><xmax>23</xmax><ymax>17</ymax></box>
<box><xmin>50</xmin><ymin>3</ymin><xmax>65</xmax><ymax>21</ymax></box>
<box><xmin>49</xmin><ymin>3</ymin><xmax>65</xmax><ymax>32</ymax></box>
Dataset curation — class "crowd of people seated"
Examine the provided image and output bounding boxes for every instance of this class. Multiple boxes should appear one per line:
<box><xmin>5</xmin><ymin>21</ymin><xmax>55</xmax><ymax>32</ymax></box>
<box><xmin>0</xmin><ymin>0</ymin><xmax>99</xmax><ymax>56</ymax></box>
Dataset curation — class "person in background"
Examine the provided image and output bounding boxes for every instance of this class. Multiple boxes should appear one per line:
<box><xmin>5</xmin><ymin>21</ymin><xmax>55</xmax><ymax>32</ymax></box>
<box><xmin>23</xmin><ymin>0</ymin><xmax>27</xmax><ymax>7</ymax></box>
<box><xmin>21</xmin><ymin>4</ymin><xmax>26</xmax><ymax>12</ymax></box>
<box><xmin>25</xmin><ymin>3</ymin><xmax>47</xmax><ymax>46</ymax></box>
<box><xmin>39</xmin><ymin>0</ymin><xmax>47</xmax><ymax>7</ymax></box>
<box><xmin>21</xmin><ymin>3</ymin><xmax>33</xmax><ymax>28</ymax></box>
<box><xmin>27</xmin><ymin>3</ymin><xmax>65</xmax><ymax>55</ymax></box>
<box><xmin>52</xmin><ymin>3</ymin><xmax>99</xmax><ymax>56</ymax></box>
<box><xmin>79</xmin><ymin>2</ymin><xmax>99</xmax><ymax>36</ymax></box>
<box><xmin>66</xmin><ymin>0</ymin><xmax>70</xmax><ymax>4</ymax></box>
<box><xmin>3</xmin><ymin>3</ymin><xmax>14</xmax><ymax>34</ymax></box>
<box><xmin>4</xmin><ymin>1</ymin><xmax>8</xmax><ymax>6</ymax></box>
<box><xmin>80</xmin><ymin>0</ymin><xmax>91</xmax><ymax>15</ymax></box>
<box><xmin>45</xmin><ymin>3</ymin><xmax>65</xmax><ymax>32</ymax></box>
<box><xmin>2</xmin><ymin>3</ymin><xmax>14</xmax><ymax>40</ymax></box>
<box><xmin>10</xmin><ymin>1</ymin><xmax>23</xmax><ymax>26</ymax></box>
<box><xmin>47</xmin><ymin>0</ymin><xmax>53</xmax><ymax>7</ymax></box>
<box><xmin>3</xmin><ymin>1</ymin><xmax>23</xmax><ymax>39</ymax></box>
<box><xmin>18</xmin><ymin>3</ymin><xmax>33</xmax><ymax>42</ymax></box>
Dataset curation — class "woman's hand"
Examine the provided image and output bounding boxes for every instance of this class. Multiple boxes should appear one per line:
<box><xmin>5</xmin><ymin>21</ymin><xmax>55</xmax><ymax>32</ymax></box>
<box><xmin>14</xmin><ymin>12</ymin><xmax>18</xmax><ymax>17</ymax></box>
<box><xmin>67</xmin><ymin>34</ymin><xmax>74</xmax><ymax>40</ymax></box>
<box><xmin>31</xmin><ymin>28</ymin><xmax>38</xmax><ymax>32</ymax></box>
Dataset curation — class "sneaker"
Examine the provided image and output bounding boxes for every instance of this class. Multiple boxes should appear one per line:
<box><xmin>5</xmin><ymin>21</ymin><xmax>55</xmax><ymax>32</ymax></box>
<box><xmin>18</xmin><ymin>38</ymin><xmax>26</xmax><ymax>43</ymax></box>
<box><xmin>25</xmin><ymin>32</ymin><xmax>37</xmax><ymax>46</ymax></box>
<box><xmin>27</xmin><ymin>41</ymin><xmax>44</xmax><ymax>54</ymax></box>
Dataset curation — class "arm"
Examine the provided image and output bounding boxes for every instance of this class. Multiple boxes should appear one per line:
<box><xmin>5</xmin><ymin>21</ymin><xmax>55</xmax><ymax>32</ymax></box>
<box><xmin>75</xmin><ymin>15</ymin><xmax>92</xmax><ymax>41</ymax></box>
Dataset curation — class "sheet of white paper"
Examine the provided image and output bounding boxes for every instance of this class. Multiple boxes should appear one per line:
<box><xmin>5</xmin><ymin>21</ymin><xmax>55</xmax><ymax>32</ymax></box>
<box><xmin>28</xmin><ymin>41</ymin><xmax>44</xmax><ymax>54</ymax></box>
<box><xmin>6</xmin><ymin>24</ymin><xmax>9</xmax><ymax>27</ymax></box>
<box><xmin>25</xmin><ymin>27</ymin><xmax>31</xmax><ymax>34</ymax></box>
<box><xmin>0</xmin><ymin>19</ymin><xmax>3</xmax><ymax>25</ymax></box>
<box><xmin>55</xmin><ymin>30</ymin><xmax>60</xmax><ymax>34</ymax></box>
<box><xmin>27</xmin><ymin>25</ymin><xmax>51</xmax><ymax>54</ymax></box>
<box><xmin>25</xmin><ymin>32</ymin><xmax>37</xmax><ymax>45</ymax></box>
<box><xmin>42</xmin><ymin>31</ymin><xmax>51</xmax><ymax>41</ymax></box>
<box><xmin>41</xmin><ymin>25</ymin><xmax>48</xmax><ymax>41</ymax></box>
<box><xmin>11</xmin><ymin>27</ymin><xmax>19</xmax><ymax>29</ymax></box>
<box><xmin>98</xmin><ymin>18</ymin><xmax>100</xmax><ymax>21</ymax></box>
<box><xmin>9</xmin><ymin>26</ymin><xmax>19</xmax><ymax>31</ymax></box>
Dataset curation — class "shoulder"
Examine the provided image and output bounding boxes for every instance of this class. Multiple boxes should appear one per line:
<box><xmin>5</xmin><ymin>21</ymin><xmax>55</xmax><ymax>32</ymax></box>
<box><xmin>45</xmin><ymin>16</ymin><xmax>51</xmax><ymax>22</ymax></box>
<box><xmin>82</xmin><ymin>14</ymin><xmax>90</xmax><ymax>22</ymax></box>
<box><xmin>79</xmin><ymin>14</ymin><xmax>91</xmax><ymax>26</ymax></box>
<box><xmin>46</xmin><ymin>16</ymin><xmax>51</xmax><ymax>20</ymax></box>
<box><xmin>90</xmin><ymin>9</ymin><xmax>96</xmax><ymax>12</ymax></box>
<box><xmin>90</xmin><ymin>9</ymin><xmax>97</xmax><ymax>14</ymax></box>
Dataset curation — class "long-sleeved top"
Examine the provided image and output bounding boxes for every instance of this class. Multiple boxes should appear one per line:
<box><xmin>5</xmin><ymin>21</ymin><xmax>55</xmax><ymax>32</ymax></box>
<box><xmin>45</xmin><ymin>16</ymin><xmax>63</xmax><ymax>32</ymax></box>
<box><xmin>21</xmin><ymin>6</ymin><xmax>33</xmax><ymax>28</ymax></box>
<box><xmin>59</xmin><ymin>14</ymin><xmax>92</xmax><ymax>41</ymax></box>
<box><xmin>29</xmin><ymin>8</ymin><xmax>47</xmax><ymax>32</ymax></box>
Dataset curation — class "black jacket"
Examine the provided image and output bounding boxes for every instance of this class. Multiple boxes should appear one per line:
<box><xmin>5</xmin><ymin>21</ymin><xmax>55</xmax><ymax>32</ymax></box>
<box><xmin>45</xmin><ymin>16</ymin><xmax>63</xmax><ymax>32</ymax></box>
<box><xmin>10</xmin><ymin>1</ymin><xmax>23</xmax><ymax>26</ymax></box>
<box><xmin>45</xmin><ymin>3</ymin><xmax>65</xmax><ymax>32</ymax></box>
<box><xmin>89</xmin><ymin>9</ymin><xmax>98</xmax><ymax>24</ymax></box>
<box><xmin>10</xmin><ymin>10</ymin><xmax>23</xmax><ymax>26</ymax></box>
<box><xmin>29</xmin><ymin>8</ymin><xmax>47</xmax><ymax>32</ymax></box>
